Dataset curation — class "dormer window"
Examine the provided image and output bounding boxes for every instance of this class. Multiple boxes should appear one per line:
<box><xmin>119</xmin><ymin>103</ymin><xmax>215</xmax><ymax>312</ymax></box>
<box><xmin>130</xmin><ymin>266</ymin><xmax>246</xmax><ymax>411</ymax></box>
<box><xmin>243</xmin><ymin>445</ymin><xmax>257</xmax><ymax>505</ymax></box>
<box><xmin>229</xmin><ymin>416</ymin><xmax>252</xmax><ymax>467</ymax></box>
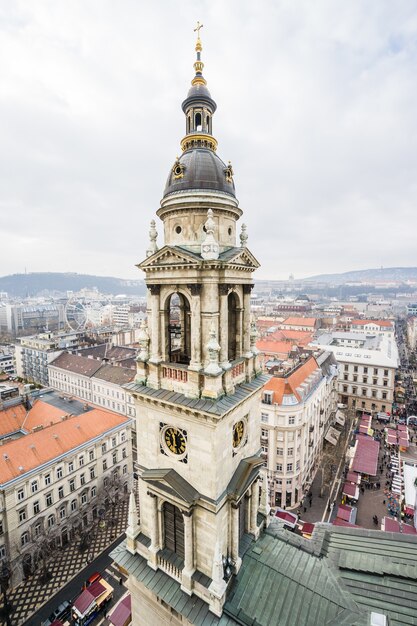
<box><xmin>172</xmin><ymin>159</ymin><xmax>185</xmax><ymax>180</ymax></box>
<box><xmin>263</xmin><ymin>391</ymin><xmax>273</xmax><ymax>405</ymax></box>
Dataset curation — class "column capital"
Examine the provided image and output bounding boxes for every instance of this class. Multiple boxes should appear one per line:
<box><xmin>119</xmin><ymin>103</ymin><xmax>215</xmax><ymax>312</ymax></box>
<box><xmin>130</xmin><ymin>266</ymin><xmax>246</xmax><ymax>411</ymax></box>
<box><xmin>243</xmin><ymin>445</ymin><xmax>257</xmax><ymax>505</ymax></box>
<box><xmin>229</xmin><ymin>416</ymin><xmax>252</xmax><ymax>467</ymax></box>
<box><xmin>148</xmin><ymin>284</ymin><xmax>161</xmax><ymax>295</ymax></box>
<box><xmin>218</xmin><ymin>284</ymin><xmax>231</xmax><ymax>296</ymax></box>
<box><xmin>187</xmin><ymin>283</ymin><xmax>202</xmax><ymax>296</ymax></box>
<box><xmin>243</xmin><ymin>284</ymin><xmax>255</xmax><ymax>295</ymax></box>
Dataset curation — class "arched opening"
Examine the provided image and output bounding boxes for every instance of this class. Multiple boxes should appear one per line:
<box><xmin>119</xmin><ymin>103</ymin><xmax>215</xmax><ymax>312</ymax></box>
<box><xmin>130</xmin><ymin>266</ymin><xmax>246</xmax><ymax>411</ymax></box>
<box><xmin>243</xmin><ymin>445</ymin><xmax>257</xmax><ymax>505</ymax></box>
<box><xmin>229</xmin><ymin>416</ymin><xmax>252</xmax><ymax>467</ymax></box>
<box><xmin>163</xmin><ymin>502</ymin><xmax>184</xmax><ymax>559</ymax></box>
<box><xmin>228</xmin><ymin>292</ymin><xmax>238</xmax><ymax>361</ymax></box>
<box><xmin>187</xmin><ymin>116</ymin><xmax>191</xmax><ymax>133</ymax></box>
<box><xmin>195</xmin><ymin>112</ymin><xmax>202</xmax><ymax>131</ymax></box>
<box><xmin>166</xmin><ymin>293</ymin><xmax>191</xmax><ymax>365</ymax></box>
<box><xmin>206</xmin><ymin>115</ymin><xmax>210</xmax><ymax>132</ymax></box>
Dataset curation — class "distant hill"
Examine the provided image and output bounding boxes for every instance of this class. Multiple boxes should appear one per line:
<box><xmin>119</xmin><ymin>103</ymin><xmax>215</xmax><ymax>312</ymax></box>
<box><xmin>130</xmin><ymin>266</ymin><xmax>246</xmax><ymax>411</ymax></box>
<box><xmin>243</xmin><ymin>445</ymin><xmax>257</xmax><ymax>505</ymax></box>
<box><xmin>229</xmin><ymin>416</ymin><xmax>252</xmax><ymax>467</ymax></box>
<box><xmin>0</xmin><ymin>273</ymin><xmax>146</xmax><ymax>298</ymax></box>
<box><xmin>303</xmin><ymin>267</ymin><xmax>417</xmax><ymax>284</ymax></box>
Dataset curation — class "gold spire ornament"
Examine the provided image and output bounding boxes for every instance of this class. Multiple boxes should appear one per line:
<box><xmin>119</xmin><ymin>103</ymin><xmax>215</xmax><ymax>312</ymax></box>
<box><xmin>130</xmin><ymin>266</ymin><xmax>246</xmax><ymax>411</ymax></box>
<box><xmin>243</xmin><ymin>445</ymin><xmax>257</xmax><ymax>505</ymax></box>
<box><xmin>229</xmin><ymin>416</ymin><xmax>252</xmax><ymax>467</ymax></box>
<box><xmin>192</xmin><ymin>20</ymin><xmax>206</xmax><ymax>85</ymax></box>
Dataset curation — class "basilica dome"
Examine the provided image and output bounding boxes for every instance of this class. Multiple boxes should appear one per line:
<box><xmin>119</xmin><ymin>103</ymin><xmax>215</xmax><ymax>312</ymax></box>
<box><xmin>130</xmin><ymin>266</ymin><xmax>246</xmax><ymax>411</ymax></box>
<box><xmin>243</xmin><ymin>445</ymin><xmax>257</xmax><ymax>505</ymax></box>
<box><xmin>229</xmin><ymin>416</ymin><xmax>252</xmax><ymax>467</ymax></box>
<box><xmin>163</xmin><ymin>149</ymin><xmax>236</xmax><ymax>198</ymax></box>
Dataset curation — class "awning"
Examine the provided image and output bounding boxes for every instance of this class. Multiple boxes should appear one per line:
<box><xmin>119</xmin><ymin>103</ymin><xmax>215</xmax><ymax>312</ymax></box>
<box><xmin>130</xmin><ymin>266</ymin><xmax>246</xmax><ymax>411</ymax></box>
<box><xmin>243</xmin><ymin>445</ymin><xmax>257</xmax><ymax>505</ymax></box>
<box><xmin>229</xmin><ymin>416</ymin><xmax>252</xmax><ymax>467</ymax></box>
<box><xmin>351</xmin><ymin>435</ymin><xmax>380</xmax><ymax>476</ymax></box>
<box><xmin>337</xmin><ymin>504</ymin><xmax>357</xmax><ymax>524</ymax></box>
<box><xmin>109</xmin><ymin>594</ymin><xmax>132</xmax><ymax>626</ymax></box>
<box><xmin>333</xmin><ymin>518</ymin><xmax>357</xmax><ymax>527</ymax></box>
<box><xmin>382</xmin><ymin>516</ymin><xmax>400</xmax><ymax>532</ymax></box>
<box><xmin>301</xmin><ymin>522</ymin><xmax>315</xmax><ymax>536</ymax></box>
<box><xmin>342</xmin><ymin>482</ymin><xmax>359</xmax><ymax>499</ymax></box>
<box><xmin>346</xmin><ymin>471</ymin><xmax>361</xmax><ymax>485</ymax></box>
<box><xmin>335</xmin><ymin>410</ymin><xmax>345</xmax><ymax>426</ymax></box>
<box><xmin>325</xmin><ymin>426</ymin><xmax>341</xmax><ymax>446</ymax></box>
<box><xmin>274</xmin><ymin>509</ymin><xmax>298</xmax><ymax>528</ymax></box>
<box><xmin>404</xmin><ymin>505</ymin><xmax>414</xmax><ymax>516</ymax></box>
<box><xmin>402</xmin><ymin>523</ymin><xmax>417</xmax><ymax>535</ymax></box>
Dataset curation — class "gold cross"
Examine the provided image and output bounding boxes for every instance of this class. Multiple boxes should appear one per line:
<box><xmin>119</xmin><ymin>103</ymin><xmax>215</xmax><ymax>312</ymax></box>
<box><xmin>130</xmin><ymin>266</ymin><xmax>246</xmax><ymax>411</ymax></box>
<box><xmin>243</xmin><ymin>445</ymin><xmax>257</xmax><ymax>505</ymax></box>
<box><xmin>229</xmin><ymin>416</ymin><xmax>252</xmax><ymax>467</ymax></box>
<box><xmin>194</xmin><ymin>21</ymin><xmax>203</xmax><ymax>39</ymax></box>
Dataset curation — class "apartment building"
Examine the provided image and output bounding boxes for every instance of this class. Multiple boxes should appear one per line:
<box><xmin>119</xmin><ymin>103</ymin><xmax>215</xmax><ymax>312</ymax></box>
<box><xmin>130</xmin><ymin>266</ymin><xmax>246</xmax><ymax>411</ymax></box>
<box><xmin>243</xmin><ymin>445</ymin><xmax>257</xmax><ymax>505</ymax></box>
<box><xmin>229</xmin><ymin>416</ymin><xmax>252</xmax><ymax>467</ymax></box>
<box><xmin>349</xmin><ymin>319</ymin><xmax>394</xmax><ymax>335</ymax></box>
<box><xmin>259</xmin><ymin>352</ymin><xmax>338</xmax><ymax>509</ymax></box>
<box><xmin>0</xmin><ymin>398</ymin><xmax>133</xmax><ymax>586</ymax></box>
<box><xmin>311</xmin><ymin>331</ymin><xmax>399</xmax><ymax>414</ymax></box>
<box><xmin>15</xmin><ymin>331</ymin><xmax>83</xmax><ymax>386</ymax></box>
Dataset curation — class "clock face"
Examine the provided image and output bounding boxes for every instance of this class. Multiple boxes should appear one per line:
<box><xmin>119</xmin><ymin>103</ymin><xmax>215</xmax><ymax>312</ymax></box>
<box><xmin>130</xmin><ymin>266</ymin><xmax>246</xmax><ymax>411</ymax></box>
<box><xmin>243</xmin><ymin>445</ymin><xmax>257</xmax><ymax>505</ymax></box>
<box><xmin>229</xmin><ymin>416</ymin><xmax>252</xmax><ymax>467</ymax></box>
<box><xmin>163</xmin><ymin>426</ymin><xmax>187</xmax><ymax>455</ymax></box>
<box><xmin>233</xmin><ymin>420</ymin><xmax>245</xmax><ymax>448</ymax></box>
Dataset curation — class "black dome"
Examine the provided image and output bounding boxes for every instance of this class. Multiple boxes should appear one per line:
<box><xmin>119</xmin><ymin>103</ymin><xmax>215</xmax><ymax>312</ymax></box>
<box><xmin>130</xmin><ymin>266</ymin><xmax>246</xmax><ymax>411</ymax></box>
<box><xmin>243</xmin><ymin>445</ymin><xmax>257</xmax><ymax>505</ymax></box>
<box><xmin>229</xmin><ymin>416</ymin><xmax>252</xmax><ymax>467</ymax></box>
<box><xmin>182</xmin><ymin>83</ymin><xmax>217</xmax><ymax>113</ymax></box>
<box><xmin>164</xmin><ymin>149</ymin><xmax>235</xmax><ymax>197</ymax></box>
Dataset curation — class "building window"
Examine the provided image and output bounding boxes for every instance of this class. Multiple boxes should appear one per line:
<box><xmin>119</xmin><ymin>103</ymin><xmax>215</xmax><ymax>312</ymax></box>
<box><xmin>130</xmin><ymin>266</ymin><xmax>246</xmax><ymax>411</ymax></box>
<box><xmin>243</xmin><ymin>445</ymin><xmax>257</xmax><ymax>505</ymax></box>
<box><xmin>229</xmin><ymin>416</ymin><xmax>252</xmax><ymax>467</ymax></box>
<box><xmin>373</xmin><ymin>378</ymin><xmax>378</xmax><ymax>385</ymax></box>
<box><xmin>287</xmin><ymin>463</ymin><xmax>293</xmax><ymax>472</ymax></box>
<box><xmin>47</xmin><ymin>515</ymin><xmax>55</xmax><ymax>528</ymax></box>
<box><xmin>59</xmin><ymin>507</ymin><xmax>66</xmax><ymax>520</ymax></box>
<box><xmin>70</xmin><ymin>500</ymin><xmax>77</xmax><ymax>512</ymax></box>
<box><xmin>17</xmin><ymin>488</ymin><xmax>25</xmax><ymax>502</ymax></box>
<box><xmin>382</xmin><ymin>392</ymin><xmax>387</xmax><ymax>400</ymax></box>
<box><xmin>277</xmin><ymin>448</ymin><xmax>283</xmax><ymax>456</ymax></box>
<box><xmin>343</xmin><ymin>385</ymin><xmax>348</xmax><ymax>393</ymax></box>
<box><xmin>79</xmin><ymin>455</ymin><xmax>84</xmax><ymax>467</ymax></box>
<box><xmin>45</xmin><ymin>493</ymin><xmax>53</xmax><ymax>507</ymax></box>
<box><xmin>352</xmin><ymin>387</ymin><xmax>357</xmax><ymax>394</ymax></box>
<box><xmin>34</xmin><ymin>523</ymin><xmax>41</xmax><ymax>538</ymax></box>
<box><xmin>261</xmin><ymin>413</ymin><xmax>269</xmax><ymax>423</ymax></box>
<box><xmin>103</xmin><ymin>459</ymin><xmax>107</xmax><ymax>471</ymax></box>
<box><xmin>364</xmin><ymin>367</ymin><xmax>368</xmax><ymax>374</ymax></box>
<box><xmin>363</xmin><ymin>377</ymin><xmax>368</xmax><ymax>383</ymax></box>
<box><xmin>80</xmin><ymin>474</ymin><xmax>85</xmax><ymax>486</ymax></box>
<box><xmin>56</xmin><ymin>467</ymin><xmax>63</xmax><ymax>479</ymax></box>
<box><xmin>0</xmin><ymin>546</ymin><xmax>5</xmax><ymax>560</ymax></box>
<box><xmin>112</xmin><ymin>452</ymin><xmax>117</xmax><ymax>464</ymax></box>
<box><xmin>121</xmin><ymin>431</ymin><xmax>126</xmax><ymax>442</ymax></box>
<box><xmin>58</xmin><ymin>486</ymin><xmax>64</xmax><ymax>499</ymax></box>
<box><xmin>288</xmin><ymin>416</ymin><xmax>295</xmax><ymax>425</ymax></box>
<box><xmin>263</xmin><ymin>392</ymin><xmax>273</xmax><ymax>405</ymax></box>
<box><xmin>104</xmin><ymin>477</ymin><xmax>109</xmax><ymax>489</ymax></box>
<box><xmin>21</xmin><ymin>532</ymin><xmax>29</xmax><ymax>547</ymax></box>
<box><xmin>90</xmin><ymin>467</ymin><xmax>95</xmax><ymax>480</ymax></box>
<box><xmin>81</xmin><ymin>492</ymin><xmax>88</xmax><ymax>506</ymax></box>
<box><xmin>68</xmin><ymin>461</ymin><xmax>74</xmax><ymax>473</ymax></box>
<box><xmin>31</xmin><ymin>480</ymin><xmax>38</xmax><ymax>494</ymax></box>
<box><xmin>362</xmin><ymin>388</ymin><xmax>367</xmax><ymax>396</ymax></box>
<box><xmin>286</xmin><ymin>479</ymin><xmax>292</xmax><ymax>486</ymax></box>
<box><xmin>384</xmin><ymin>369</ymin><xmax>388</xmax><ymax>377</ymax></box>
<box><xmin>91</xmin><ymin>486</ymin><xmax>97</xmax><ymax>498</ymax></box>
<box><xmin>276</xmin><ymin>464</ymin><xmax>282</xmax><ymax>471</ymax></box>
<box><xmin>112</xmin><ymin>437</ymin><xmax>117</xmax><ymax>448</ymax></box>
<box><xmin>123</xmin><ymin>465</ymin><xmax>128</xmax><ymax>475</ymax></box>
<box><xmin>344</xmin><ymin>364</ymin><xmax>349</xmax><ymax>372</ymax></box>
<box><xmin>353</xmin><ymin>366</ymin><xmax>358</xmax><ymax>373</ymax></box>
<box><xmin>343</xmin><ymin>374</ymin><xmax>348</xmax><ymax>381</ymax></box>
<box><xmin>383</xmin><ymin>380</ymin><xmax>388</xmax><ymax>387</ymax></box>
<box><xmin>372</xmin><ymin>390</ymin><xmax>377</xmax><ymax>398</ymax></box>
<box><xmin>18</xmin><ymin>508</ymin><xmax>27</xmax><ymax>523</ymax></box>
<box><xmin>33</xmin><ymin>501</ymin><xmax>40</xmax><ymax>515</ymax></box>
<box><xmin>373</xmin><ymin>368</ymin><xmax>378</xmax><ymax>375</ymax></box>
<box><xmin>102</xmin><ymin>443</ymin><xmax>107</xmax><ymax>454</ymax></box>
<box><xmin>44</xmin><ymin>474</ymin><xmax>51</xmax><ymax>486</ymax></box>
<box><xmin>353</xmin><ymin>375</ymin><xmax>357</xmax><ymax>382</ymax></box>
<box><xmin>261</xmin><ymin>429</ymin><xmax>268</xmax><ymax>438</ymax></box>
<box><xmin>122</xmin><ymin>448</ymin><xmax>127</xmax><ymax>459</ymax></box>
<box><xmin>288</xmin><ymin>448</ymin><xmax>293</xmax><ymax>456</ymax></box>
<box><xmin>69</xmin><ymin>478</ymin><xmax>76</xmax><ymax>492</ymax></box>
<box><xmin>89</xmin><ymin>450</ymin><xmax>94</xmax><ymax>461</ymax></box>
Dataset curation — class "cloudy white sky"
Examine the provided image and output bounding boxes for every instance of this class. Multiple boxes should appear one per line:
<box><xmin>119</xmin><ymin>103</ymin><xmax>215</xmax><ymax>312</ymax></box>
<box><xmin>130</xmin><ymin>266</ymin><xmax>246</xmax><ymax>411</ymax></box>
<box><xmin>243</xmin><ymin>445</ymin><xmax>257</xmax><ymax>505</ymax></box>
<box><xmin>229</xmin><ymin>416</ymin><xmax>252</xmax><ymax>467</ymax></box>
<box><xmin>1</xmin><ymin>0</ymin><xmax>416</xmax><ymax>280</ymax></box>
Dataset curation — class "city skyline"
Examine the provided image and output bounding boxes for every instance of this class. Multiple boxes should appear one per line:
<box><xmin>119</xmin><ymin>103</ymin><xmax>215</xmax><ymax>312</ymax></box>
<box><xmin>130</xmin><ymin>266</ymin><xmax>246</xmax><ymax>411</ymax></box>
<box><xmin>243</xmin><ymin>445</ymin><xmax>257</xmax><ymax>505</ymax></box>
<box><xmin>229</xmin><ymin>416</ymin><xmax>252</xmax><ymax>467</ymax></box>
<box><xmin>1</xmin><ymin>1</ymin><xmax>417</xmax><ymax>280</ymax></box>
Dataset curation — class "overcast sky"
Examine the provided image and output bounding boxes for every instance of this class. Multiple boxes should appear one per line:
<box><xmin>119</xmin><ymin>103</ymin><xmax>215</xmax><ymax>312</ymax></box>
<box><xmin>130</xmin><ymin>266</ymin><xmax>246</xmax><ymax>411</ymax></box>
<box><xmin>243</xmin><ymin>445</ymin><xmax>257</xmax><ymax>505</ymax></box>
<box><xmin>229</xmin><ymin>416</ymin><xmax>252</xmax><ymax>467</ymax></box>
<box><xmin>1</xmin><ymin>1</ymin><xmax>416</xmax><ymax>281</ymax></box>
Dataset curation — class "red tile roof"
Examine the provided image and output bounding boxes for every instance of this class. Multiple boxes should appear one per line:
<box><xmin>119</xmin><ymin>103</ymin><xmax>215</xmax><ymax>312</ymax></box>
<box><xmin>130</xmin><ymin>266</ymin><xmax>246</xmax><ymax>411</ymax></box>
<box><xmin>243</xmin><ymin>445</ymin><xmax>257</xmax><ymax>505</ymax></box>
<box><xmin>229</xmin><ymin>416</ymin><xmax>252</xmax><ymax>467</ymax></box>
<box><xmin>0</xmin><ymin>409</ymin><xmax>130</xmax><ymax>484</ymax></box>
<box><xmin>263</xmin><ymin>357</ymin><xmax>319</xmax><ymax>404</ymax></box>
<box><xmin>0</xmin><ymin>404</ymin><xmax>26</xmax><ymax>437</ymax></box>
<box><xmin>281</xmin><ymin>317</ymin><xmax>317</xmax><ymax>327</ymax></box>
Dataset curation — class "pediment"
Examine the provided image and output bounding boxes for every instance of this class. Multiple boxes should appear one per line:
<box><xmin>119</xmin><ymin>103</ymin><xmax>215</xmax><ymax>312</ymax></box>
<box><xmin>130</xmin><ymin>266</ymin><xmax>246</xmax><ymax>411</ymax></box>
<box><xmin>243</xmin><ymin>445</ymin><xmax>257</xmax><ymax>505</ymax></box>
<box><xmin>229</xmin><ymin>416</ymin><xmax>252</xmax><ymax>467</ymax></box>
<box><xmin>142</xmin><ymin>468</ymin><xmax>201</xmax><ymax>507</ymax></box>
<box><xmin>138</xmin><ymin>245</ymin><xmax>201</xmax><ymax>270</ymax></box>
<box><xmin>220</xmin><ymin>247</ymin><xmax>260</xmax><ymax>269</ymax></box>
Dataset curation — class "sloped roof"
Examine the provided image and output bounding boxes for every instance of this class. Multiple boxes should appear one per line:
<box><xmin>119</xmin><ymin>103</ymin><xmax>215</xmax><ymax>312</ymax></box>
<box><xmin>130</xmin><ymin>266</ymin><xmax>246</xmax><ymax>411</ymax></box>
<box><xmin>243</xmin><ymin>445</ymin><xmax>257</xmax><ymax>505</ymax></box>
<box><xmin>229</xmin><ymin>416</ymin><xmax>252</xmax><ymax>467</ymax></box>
<box><xmin>94</xmin><ymin>365</ymin><xmax>135</xmax><ymax>385</ymax></box>
<box><xmin>0</xmin><ymin>409</ymin><xmax>130</xmax><ymax>484</ymax></box>
<box><xmin>141</xmin><ymin>468</ymin><xmax>200</xmax><ymax>506</ymax></box>
<box><xmin>351</xmin><ymin>319</ymin><xmax>393</xmax><ymax>328</ymax></box>
<box><xmin>281</xmin><ymin>317</ymin><xmax>317</xmax><ymax>327</ymax></box>
<box><xmin>49</xmin><ymin>352</ymin><xmax>102</xmax><ymax>377</ymax></box>
<box><xmin>0</xmin><ymin>404</ymin><xmax>26</xmax><ymax>437</ymax></box>
<box><xmin>263</xmin><ymin>357</ymin><xmax>319</xmax><ymax>405</ymax></box>
<box><xmin>23</xmin><ymin>399</ymin><xmax>70</xmax><ymax>432</ymax></box>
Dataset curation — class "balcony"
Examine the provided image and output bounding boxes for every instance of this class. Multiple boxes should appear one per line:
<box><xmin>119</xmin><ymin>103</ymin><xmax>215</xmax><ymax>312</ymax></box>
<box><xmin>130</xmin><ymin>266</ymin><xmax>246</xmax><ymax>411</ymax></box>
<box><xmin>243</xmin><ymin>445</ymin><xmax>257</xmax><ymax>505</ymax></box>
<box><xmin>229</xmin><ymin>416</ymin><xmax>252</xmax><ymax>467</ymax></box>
<box><xmin>231</xmin><ymin>359</ymin><xmax>245</xmax><ymax>385</ymax></box>
<box><xmin>158</xmin><ymin>548</ymin><xmax>183</xmax><ymax>583</ymax></box>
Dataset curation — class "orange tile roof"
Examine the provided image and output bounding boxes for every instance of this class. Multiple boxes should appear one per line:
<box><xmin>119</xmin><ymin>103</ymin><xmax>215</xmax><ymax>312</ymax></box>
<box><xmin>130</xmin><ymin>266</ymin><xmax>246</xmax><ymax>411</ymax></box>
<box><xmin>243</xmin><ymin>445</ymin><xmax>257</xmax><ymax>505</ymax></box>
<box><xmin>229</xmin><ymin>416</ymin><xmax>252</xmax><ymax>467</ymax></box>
<box><xmin>256</xmin><ymin>340</ymin><xmax>293</xmax><ymax>357</ymax></box>
<box><xmin>351</xmin><ymin>319</ymin><xmax>393</xmax><ymax>327</ymax></box>
<box><xmin>281</xmin><ymin>317</ymin><xmax>317</xmax><ymax>327</ymax></box>
<box><xmin>263</xmin><ymin>357</ymin><xmax>319</xmax><ymax>404</ymax></box>
<box><xmin>23</xmin><ymin>400</ymin><xmax>69</xmax><ymax>432</ymax></box>
<box><xmin>0</xmin><ymin>409</ymin><xmax>130</xmax><ymax>484</ymax></box>
<box><xmin>0</xmin><ymin>404</ymin><xmax>26</xmax><ymax>437</ymax></box>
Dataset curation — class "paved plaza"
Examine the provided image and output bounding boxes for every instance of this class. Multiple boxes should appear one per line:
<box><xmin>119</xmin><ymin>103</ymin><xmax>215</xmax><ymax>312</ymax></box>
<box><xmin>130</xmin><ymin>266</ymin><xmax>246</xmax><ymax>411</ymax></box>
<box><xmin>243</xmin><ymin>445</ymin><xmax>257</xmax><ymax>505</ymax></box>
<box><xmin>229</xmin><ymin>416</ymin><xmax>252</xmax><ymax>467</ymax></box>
<box><xmin>0</xmin><ymin>498</ymin><xmax>128</xmax><ymax>626</ymax></box>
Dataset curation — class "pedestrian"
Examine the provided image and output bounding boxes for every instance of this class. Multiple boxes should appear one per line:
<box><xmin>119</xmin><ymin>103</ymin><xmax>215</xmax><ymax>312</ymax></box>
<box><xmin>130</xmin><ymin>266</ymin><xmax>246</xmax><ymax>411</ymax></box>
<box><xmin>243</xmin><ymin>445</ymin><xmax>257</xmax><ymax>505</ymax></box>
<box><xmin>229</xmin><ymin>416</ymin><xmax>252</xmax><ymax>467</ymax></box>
<box><xmin>303</xmin><ymin>506</ymin><xmax>307</xmax><ymax>513</ymax></box>
<box><xmin>119</xmin><ymin>576</ymin><xmax>123</xmax><ymax>585</ymax></box>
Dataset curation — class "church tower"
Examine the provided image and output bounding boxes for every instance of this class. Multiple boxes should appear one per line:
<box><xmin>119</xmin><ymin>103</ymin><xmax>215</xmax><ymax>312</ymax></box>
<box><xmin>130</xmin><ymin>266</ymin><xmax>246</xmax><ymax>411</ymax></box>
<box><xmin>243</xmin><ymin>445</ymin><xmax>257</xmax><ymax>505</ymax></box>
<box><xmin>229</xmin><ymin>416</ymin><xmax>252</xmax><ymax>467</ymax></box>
<box><xmin>119</xmin><ymin>25</ymin><xmax>268</xmax><ymax>624</ymax></box>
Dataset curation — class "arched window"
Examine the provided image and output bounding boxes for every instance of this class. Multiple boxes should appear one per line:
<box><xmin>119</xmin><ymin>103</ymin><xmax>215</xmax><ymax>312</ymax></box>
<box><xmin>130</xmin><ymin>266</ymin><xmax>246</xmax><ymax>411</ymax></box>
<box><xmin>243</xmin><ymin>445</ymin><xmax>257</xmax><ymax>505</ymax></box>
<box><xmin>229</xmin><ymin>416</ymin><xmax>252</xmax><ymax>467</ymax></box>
<box><xmin>206</xmin><ymin>115</ymin><xmax>210</xmax><ymax>132</ymax></box>
<box><xmin>195</xmin><ymin>112</ymin><xmax>202</xmax><ymax>131</ymax></box>
<box><xmin>228</xmin><ymin>292</ymin><xmax>239</xmax><ymax>361</ymax></box>
<box><xmin>47</xmin><ymin>514</ymin><xmax>55</xmax><ymax>528</ymax></box>
<box><xmin>165</xmin><ymin>293</ymin><xmax>191</xmax><ymax>365</ymax></box>
<box><xmin>163</xmin><ymin>502</ymin><xmax>184</xmax><ymax>559</ymax></box>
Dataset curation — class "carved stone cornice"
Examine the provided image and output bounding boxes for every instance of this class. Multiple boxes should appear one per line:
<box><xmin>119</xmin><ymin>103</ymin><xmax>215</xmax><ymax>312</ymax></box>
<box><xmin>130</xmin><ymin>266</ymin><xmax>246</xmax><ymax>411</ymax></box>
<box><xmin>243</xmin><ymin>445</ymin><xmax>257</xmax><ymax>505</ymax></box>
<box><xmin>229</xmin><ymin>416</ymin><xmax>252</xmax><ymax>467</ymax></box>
<box><xmin>243</xmin><ymin>284</ymin><xmax>255</xmax><ymax>295</ymax></box>
<box><xmin>218</xmin><ymin>284</ymin><xmax>231</xmax><ymax>296</ymax></box>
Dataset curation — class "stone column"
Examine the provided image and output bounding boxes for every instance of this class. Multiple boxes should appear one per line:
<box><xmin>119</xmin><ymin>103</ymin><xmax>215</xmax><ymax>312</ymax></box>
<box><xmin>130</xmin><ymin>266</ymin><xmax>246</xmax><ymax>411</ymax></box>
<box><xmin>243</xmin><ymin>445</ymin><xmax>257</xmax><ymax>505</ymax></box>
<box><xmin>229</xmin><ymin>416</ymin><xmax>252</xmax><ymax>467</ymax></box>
<box><xmin>219</xmin><ymin>284</ymin><xmax>231</xmax><ymax>369</ymax></box>
<box><xmin>148</xmin><ymin>285</ymin><xmax>161</xmax><ymax>364</ymax></box>
<box><xmin>243</xmin><ymin>284</ymin><xmax>253</xmax><ymax>357</ymax></box>
<box><xmin>181</xmin><ymin>511</ymin><xmax>194</xmax><ymax>595</ymax></box>
<box><xmin>250</xmin><ymin>480</ymin><xmax>259</xmax><ymax>535</ymax></box>
<box><xmin>231</xmin><ymin>502</ymin><xmax>242</xmax><ymax>573</ymax></box>
<box><xmin>147</xmin><ymin>492</ymin><xmax>159</xmax><ymax>570</ymax></box>
<box><xmin>188</xmin><ymin>284</ymin><xmax>202</xmax><ymax>370</ymax></box>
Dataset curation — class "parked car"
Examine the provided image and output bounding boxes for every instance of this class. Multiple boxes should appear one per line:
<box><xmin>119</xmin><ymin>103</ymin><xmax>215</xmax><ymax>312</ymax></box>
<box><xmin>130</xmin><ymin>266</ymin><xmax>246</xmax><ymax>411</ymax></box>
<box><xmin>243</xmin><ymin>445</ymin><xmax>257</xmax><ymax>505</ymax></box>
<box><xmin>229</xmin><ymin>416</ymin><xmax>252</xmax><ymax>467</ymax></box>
<box><xmin>42</xmin><ymin>600</ymin><xmax>71</xmax><ymax>626</ymax></box>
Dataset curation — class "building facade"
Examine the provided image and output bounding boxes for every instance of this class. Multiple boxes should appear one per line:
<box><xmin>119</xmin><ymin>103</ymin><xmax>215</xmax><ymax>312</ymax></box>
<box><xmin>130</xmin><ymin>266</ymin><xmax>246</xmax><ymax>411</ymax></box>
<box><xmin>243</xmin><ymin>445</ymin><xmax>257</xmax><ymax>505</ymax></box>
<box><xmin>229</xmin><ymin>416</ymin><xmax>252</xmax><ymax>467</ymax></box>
<box><xmin>260</xmin><ymin>353</ymin><xmax>338</xmax><ymax>509</ymax></box>
<box><xmin>311</xmin><ymin>330</ymin><xmax>399</xmax><ymax>414</ymax></box>
<box><xmin>0</xmin><ymin>403</ymin><xmax>133</xmax><ymax>586</ymax></box>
